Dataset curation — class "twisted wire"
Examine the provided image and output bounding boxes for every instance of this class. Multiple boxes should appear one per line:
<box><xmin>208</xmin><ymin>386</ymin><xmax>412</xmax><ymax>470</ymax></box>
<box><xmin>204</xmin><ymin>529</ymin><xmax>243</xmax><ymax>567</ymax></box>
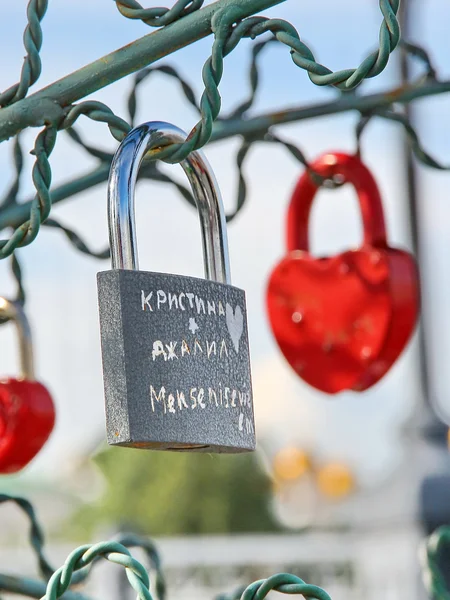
<box><xmin>114</xmin><ymin>533</ymin><xmax>166</xmax><ymax>600</ymax></box>
<box><xmin>0</xmin><ymin>253</ymin><xmax>29</xmax><ymax>327</ymax></box>
<box><xmin>356</xmin><ymin>108</ymin><xmax>450</xmax><ymax>170</ymax></box>
<box><xmin>60</xmin><ymin>101</ymin><xmax>131</xmax><ymax>143</ymax></box>
<box><xmin>134</xmin><ymin>2</ymin><xmax>401</xmax><ymax>164</ymax></box>
<box><xmin>420</xmin><ymin>526</ymin><xmax>450</xmax><ymax>600</ymax></box>
<box><xmin>0</xmin><ymin>101</ymin><xmax>130</xmax><ymax>259</ymax></box>
<box><xmin>226</xmin><ymin>128</ymin><xmax>347</xmax><ymax>226</ymax></box>
<box><xmin>115</xmin><ymin>0</ymin><xmax>400</xmax><ymax>89</ymax></box>
<box><xmin>43</xmin><ymin>219</ymin><xmax>110</xmax><ymax>260</ymax></box>
<box><xmin>65</xmin><ymin>127</ymin><xmax>114</xmax><ymax>163</ymax></box>
<box><xmin>223</xmin><ymin>38</ymin><xmax>278</xmax><ymax>121</ymax></box>
<box><xmin>217</xmin><ymin>573</ymin><xmax>332</xmax><ymax>600</ymax></box>
<box><xmin>223</xmin><ymin>0</ymin><xmax>400</xmax><ymax>89</ymax></box>
<box><xmin>0</xmin><ymin>1</ymin><xmax>402</xmax><ymax>257</ymax></box>
<box><xmin>0</xmin><ymin>136</ymin><xmax>24</xmax><ymax>209</ymax></box>
<box><xmin>400</xmin><ymin>40</ymin><xmax>437</xmax><ymax>80</ymax></box>
<box><xmin>147</xmin><ymin>5</ymin><xmax>234</xmax><ymax>164</ymax></box>
<box><xmin>0</xmin><ymin>494</ymin><xmax>54</xmax><ymax>581</ymax></box>
<box><xmin>127</xmin><ymin>65</ymin><xmax>200</xmax><ymax>127</ymax></box>
<box><xmin>0</xmin><ymin>491</ymin><xmax>447</xmax><ymax>600</ymax></box>
<box><xmin>115</xmin><ymin>0</ymin><xmax>204</xmax><ymax>28</ymax></box>
<box><xmin>2</xmin><ymin>4</ymin><xmax>448</xmax><ymax>262</ymax></box>
<box><xmin>44</xmin><ymin>541</ymin><xmax>153</xmax><ymax>600</ymax></box>
<box><xmin>0</xmin><ymin>137</ymin><xmax>26</xmax><ymax>319</ymax></box>
<box><xmin>11</xmin><ymin>253</ymin><xmax>26</xmax><ymax>306</ymax></box>
<box><xmin>0</xmin><ymin>0</ymin><xmax>49</xmax><ymax>107</ymax></box>
<box><xmin>0</xmin><ymin>125</ymin><xmax>56</xmax><ymax>258</ymax></box>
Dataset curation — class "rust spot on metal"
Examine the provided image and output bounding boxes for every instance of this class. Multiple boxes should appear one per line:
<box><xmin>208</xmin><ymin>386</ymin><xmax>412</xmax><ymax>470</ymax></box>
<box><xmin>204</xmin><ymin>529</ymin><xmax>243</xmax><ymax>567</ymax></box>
<box><xmin>267</xmin><ymin>109</ymin><xmax>291</xmax><ymax>123</ymax></box>
<box><xmin>384</xmin><ymin>83</ymin><xmax>410</xmax><ymax>102</ymax></box>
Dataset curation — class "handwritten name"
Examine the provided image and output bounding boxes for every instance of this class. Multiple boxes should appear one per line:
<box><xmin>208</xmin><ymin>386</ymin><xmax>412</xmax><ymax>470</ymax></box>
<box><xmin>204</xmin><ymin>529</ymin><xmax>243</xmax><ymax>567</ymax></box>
<box><xmin>149</xmin><ymin>384</ymin><xmax>253</xmax><ymax>434</ymax></box>
<box><xmin>151</xmin><ymin>338</ymin><xmax>229</xmax><ymax>361</ymax></box>
<box><xmin>142</xmin><ymin>290</ymin><xmax>226</xmax><ymax>316</ymax></box>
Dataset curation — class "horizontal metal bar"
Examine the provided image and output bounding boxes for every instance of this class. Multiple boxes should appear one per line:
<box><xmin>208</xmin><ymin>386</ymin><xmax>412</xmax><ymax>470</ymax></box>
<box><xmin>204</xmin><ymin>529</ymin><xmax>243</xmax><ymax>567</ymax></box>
<box><xmin>212</xmin><ymin>78</ymin><xmax>450</xmax><ymax>141</ymax></box>
<box><xmin>0</xmin><ymin>0</ymin><xmax>285</xmax><ymax>142</ymax></box>
<box><xmin>0</xmin><ymin>78</ymin><xmax>448</xmax><ymax>233</ymax></box>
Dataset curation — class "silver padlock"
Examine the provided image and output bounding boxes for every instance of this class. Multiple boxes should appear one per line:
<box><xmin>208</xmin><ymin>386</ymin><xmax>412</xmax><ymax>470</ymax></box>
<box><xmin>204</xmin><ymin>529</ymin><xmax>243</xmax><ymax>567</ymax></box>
<box><xmin>97</xmin><ymin>121</ymin><xmax>255</xmax><ymax>452</ymax></box>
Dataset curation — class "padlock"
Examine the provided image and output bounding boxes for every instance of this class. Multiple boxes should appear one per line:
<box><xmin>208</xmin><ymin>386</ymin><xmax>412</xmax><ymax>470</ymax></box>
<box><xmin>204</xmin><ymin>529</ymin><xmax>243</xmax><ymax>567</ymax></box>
<box><xmin>97</xmin><ymin>121</ymin><xmax>255</xmax><ymax>452</ymax></box>
<box><xmin>0</xmin><ymin>298</ymin><xmax>55</xmax><ymax>473</ymax></box>
<box><xmin>267</xmin><ymin>152</ymin><xmax>419</xmax><ymax>394</ymax></box>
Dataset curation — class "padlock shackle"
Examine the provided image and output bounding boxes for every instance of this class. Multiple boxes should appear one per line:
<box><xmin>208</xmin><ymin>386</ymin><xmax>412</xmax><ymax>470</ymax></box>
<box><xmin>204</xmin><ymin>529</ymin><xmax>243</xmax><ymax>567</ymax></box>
<box><xmin>108</xmin><ymin>121</ymin><xmax>231</xmax><ymax>285</ymax></box>
<box><xmin>0</xmin><ymin>298</ymin><xmax>34</xmax><ymax>381</ymax></box>
<box><xmin>286</xmin><ymin>153</ymin><xmax>388</xmax><ymax>252</ymax></box>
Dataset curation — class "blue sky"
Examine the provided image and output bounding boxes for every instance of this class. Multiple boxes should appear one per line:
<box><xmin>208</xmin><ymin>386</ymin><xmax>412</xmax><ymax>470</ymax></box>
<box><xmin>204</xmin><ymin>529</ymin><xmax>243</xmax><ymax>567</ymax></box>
<box><xmin>0</xmin><ymin>1</ymin><xmax>449</xmax><ymax>488</ymax></box>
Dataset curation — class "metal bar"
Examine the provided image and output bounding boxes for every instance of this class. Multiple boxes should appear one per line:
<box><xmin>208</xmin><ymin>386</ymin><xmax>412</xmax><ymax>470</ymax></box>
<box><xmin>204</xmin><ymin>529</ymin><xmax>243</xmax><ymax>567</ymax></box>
<box><xmin>399</xmin><ymin>1</ymin><xmax>447</xmax><ymax>431</ymax></box>
<box><xmin>212</xmin><ymin>78</ymin><xmax>450</xmax><ymax>141</ymax></box>
<box><xmin>1</xmin><ymin>78</ymin><xmax>449</xmax><ymax>233</ymax></box>
<box><xmin>399</xmin><ymin>1</ymin><xmax>432</xmax><ymax>410</ymax></box>
<box><xmin>399</xmin><ymin>3</ymin><xmax>450</xmax><ymax>597</ymax></box>
<box><xmin>0</xmin><ymin>0</ymin><xmax>285</xmax><ymax>143</ymax></box>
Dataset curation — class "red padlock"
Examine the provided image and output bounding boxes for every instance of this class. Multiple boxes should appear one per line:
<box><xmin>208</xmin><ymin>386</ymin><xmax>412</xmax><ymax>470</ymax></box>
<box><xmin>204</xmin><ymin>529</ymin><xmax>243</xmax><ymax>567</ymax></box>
<box><xmin>267</xmin><ymin>152</ymin><xmax>419</xmax><ymax>394</ymax></box>
<box><xmin>0</xmin><ymin>298</ymin><xmax>55</xmax><ymax>473</ymax></box>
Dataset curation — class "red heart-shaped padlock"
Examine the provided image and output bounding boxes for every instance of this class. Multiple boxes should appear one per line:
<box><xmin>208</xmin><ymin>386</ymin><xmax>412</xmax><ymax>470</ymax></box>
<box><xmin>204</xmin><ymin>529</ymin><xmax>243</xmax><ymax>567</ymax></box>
<box><xmin>0</xmin><ymin>298</ymin><xmax>55</xmax><ymax>473</ymax></box>
<box><xmin>267</xmin><ymin>153</ymin><xmax>419</xmax><ymax>394</ymax></box>
<box><xmin>0</xmin><ymin>379</ymin><xmax>55</xmax><ymax>473</ymax></box>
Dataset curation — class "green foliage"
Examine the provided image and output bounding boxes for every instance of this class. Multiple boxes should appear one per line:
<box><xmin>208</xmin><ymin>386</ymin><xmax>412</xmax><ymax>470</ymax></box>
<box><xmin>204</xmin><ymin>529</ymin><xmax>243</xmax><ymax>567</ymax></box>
<box><xmin>71</xmin><ymin>448</ymin><xmax>281</xmax><ymax>538</ymax></box>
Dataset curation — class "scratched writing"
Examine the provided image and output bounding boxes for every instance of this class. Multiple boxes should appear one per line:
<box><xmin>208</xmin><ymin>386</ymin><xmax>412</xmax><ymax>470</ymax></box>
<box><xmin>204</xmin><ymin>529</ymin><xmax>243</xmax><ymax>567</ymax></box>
<box><xmin>151</xmin><ymin>338</ymin><xmax>229</xmax><ymax>361</ymax></box>
<box><xmin>142</xmin><ymin>289</ymin><xmax>226</xmax><ymax>316</ymax></box>
<box><xmin>150</xmin><ymin>384</ymin><xmax>251</xmax><ymax>413</ymax></box>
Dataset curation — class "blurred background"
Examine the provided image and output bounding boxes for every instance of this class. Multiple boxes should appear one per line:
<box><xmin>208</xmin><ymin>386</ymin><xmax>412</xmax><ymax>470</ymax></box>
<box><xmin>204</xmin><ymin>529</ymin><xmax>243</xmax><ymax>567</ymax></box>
<box><xmin>0</xmin><ymin>1</ymin><xmax>450</xmax><ymax>600</ymax></box>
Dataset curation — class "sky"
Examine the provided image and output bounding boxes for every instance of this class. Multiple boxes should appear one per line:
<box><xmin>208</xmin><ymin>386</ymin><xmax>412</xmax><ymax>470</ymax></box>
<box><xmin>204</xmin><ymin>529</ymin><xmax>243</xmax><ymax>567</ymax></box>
<box><xmin>0</xmin><ymin>0</ymin><xmax>449</xmax><ymax>495</ymax></box>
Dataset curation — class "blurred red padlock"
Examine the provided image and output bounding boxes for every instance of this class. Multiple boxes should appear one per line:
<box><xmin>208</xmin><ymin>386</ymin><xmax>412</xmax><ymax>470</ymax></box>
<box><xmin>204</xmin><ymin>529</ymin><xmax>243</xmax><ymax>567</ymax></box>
<box><xmin>0</xmin><ymin>298</ymin><xmax>55</xmax><ymax>473</ymax></box>
<box><xmin>266</xmin><ymin>152</ymin><xmax>419</xmax><ymax>394</ymax></box>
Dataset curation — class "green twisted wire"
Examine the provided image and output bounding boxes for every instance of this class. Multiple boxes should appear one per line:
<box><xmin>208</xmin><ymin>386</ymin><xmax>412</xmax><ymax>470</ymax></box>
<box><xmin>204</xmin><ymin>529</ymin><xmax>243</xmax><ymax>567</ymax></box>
<box><xmin>45</xmin><ymin>544</ymin><xmax>331</xmax><ymax>600</ymax></box>
<box><xmin>60</xmin><ymin>101</ymin><xmax>131</xmax><ymax>141</ymax></box>
<box><xmin>44</xmin><ymin>541</ymin><xmax>153</xmax><ymax>600</ymax></box>
<box><xmin>134</xmin><ymin>2</ymin><xmax>401</xmax><ymax>163</ymax></box>
<box><xmin>0</xmin><ymin>101</ymin><xmax>130</xmax><ymax>259</ymax></box>
<box><xmin>116</xmin><ymin>0</ymin><xmax>400</xmax><ymax>90</ymax></box>
<box><xmin>217</xmin><ymin>573</ymin><xmax>332</xmax><ymax>600</ymax></box>
<box><xmin>0</xmin><ymin>125</ymin><xmax>57</xmax><ymax>257</ymax></box>
<box><xmin>0</xmin><ymin>494</ymin><xmax>54</xmax><ymax>580</ymax></box>
<box><xmin>0</xmin><ymin>0</ymin><xmax>49</xmax><ymax>107</ymax></box>
<box><xmin>0</xmin><ymin>0</ymin><xmax>401</xmax><ymax>258</ymax></box>
<box><xmin>0</xmin><ymin>495</ymin><xmax>168</xmax><ymax>600</ymax></box>
<box><xmin>115</xmin><ymin>0</ymin><xmax>204</xmax><ymax>27</ymax></box>
<box><xmin>225</xmin><ymin>0</ymin><xmax>400</xmax><ymax>89</ymax></box>
<box><xmin>357</xmin><ymin>108</ymin><xmax>450</xmax><ymax>170</ymax></box>
<box><xmin>421</xmin><ymin>526</ymin><xmax>450</xmax><ymax>600</ymax></box>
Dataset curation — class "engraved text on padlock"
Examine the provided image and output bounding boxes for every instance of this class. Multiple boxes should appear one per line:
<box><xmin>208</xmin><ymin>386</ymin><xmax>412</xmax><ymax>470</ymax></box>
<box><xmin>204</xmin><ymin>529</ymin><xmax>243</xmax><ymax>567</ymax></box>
<box><xmin>97</xmin><ymin>122</ymin><xmax>255</xmax><ymax>453</ymax></box>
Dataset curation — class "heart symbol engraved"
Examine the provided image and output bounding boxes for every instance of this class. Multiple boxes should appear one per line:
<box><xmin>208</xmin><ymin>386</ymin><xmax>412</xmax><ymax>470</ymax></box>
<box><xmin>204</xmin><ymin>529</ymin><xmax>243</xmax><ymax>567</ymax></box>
<box><xmin>226</xmin><ymin>303</ymin><xmax>244</xmax><ymax>353</ymax></box>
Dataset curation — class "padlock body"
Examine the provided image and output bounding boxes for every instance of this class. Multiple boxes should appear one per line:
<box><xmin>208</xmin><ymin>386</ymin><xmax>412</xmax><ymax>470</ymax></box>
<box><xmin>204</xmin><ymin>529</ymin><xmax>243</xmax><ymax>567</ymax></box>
<box><xmin>97</xmin><ymin>270</ymin><xmax>255</xmax><ymax>452</ymax></box>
